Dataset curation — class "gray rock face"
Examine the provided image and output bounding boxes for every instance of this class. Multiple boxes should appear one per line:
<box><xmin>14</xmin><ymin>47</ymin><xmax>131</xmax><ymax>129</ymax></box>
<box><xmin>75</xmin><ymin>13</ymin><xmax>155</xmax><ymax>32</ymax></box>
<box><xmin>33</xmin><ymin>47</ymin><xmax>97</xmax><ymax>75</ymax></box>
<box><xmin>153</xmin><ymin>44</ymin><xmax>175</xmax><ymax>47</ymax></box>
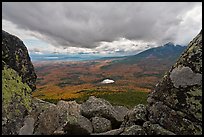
<box><xmin>121</xmin><ymin>104</ymin><xmax>147</xmax><ymax>127</ymax></box>
<box><xmin>63</xmin><ymin>115</ymin><xmax>93</xmax><ymax>135</ymax></box>
<box><xmin>147</xmin><ymin>100</ymin><xmax>202</xmax><ymax>135</ymax></box>
<box><xmin>81</xmin><ymin>96</ymin><xmax>124</xmax><ymax>128</ymax></box>
<box><xmin>31</xmin><ymin>99</ymin><xmax>92</xmax><ymax>135</ymax></box>
<box><xmin>120</xmin><ymin>125</ymin><xmax>146</xmax><ymax>135</ymax></box>
<box><xmin>19</xmin><ymin>116</ymin><xmax>35</xmax><ymax>135</ymax></box>
<box><xmin>91</xmin><ymin>128</ymin><xmax>124</xmax><ymax>135</ymax></box>
<box><xmin>30</xmin><ymin>98</ymin><xmax>56</xmax><ymax>124</ymax></box>
<box><xmin>91</xmin><ymin>117</ymin><xmax>112</xmax><ymax>133</ymax></box>
<box><xmin>147</xmin><ymin>30</ymin><xmax>202</xmax><ymax>135</ymax></box>
<box><xmin>33</xmin><ymin>104</ymin><xmax>59</xmax><ymax>135</ymax></box>
<box><xmin>170</xmin><ymin>66</ymin><xmax>202</xmax><ymax>88</ymax></box>
<box><xmin>56</xmin><ymin>100</ymin><xmax>81</xmax><ymax>116</ymax></box>
<box><xmin>114</xmin><ymin>105</ymin><xmax>129</xmax><ymax>121</ymax></box>
<box><xmin>143</xmin><ymin>121</ymin><xmax>175</xmax><ymax>135</ymax></box>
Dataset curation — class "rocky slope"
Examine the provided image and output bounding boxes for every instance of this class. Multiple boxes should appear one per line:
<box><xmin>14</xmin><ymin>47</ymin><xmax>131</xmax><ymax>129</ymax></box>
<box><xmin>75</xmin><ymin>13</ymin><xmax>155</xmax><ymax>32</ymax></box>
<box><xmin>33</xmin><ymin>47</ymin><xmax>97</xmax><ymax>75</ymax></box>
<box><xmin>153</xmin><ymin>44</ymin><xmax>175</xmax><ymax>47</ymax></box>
<box><xmin>2</xmin><ymin>30</ymin><xmax>202</xmax><ymax>135</ymax></box>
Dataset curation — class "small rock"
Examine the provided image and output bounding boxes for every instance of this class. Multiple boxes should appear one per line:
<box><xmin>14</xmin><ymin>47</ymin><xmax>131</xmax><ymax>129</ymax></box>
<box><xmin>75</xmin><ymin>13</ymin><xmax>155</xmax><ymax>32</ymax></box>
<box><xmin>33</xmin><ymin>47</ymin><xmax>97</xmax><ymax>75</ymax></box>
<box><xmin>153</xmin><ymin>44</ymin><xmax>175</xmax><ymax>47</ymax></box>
<box><xmin>143</xmin><ymin>121</ymin><xmax>175</xmax><ymax>135</ymax></box>
<box><xmin>91</xmin><ymin>128</ymin><xmax>124</xmax><ymax>135</ymax></box>
<box><xmin>121</xmin><ymin>125</ymin><xmax>146</xmax><ymax>135</ymax></box>
<box><xmin>56</xmin><ymin>100</ymin><xmax>81</xmax><ymax>116</ymax></box>
<box><xmin>63</xmin><ymin>115</ymin><xmax>93</xmax><ymax>135</ymax></box>
<box><xmin>91</xmin><ymin>116</ymin><xmax>112</xmax><ymax>133</ymax></box>
<box><xmin>19</xmin><ymin>116</ymin><xmax>35</xmax><ymax>135</ymax></box>
<box><xmin>33</xmin><ymin>105</ymin><xmax>60</xmax><ymax>135</ymax></box>
<box><xmin>53</xmin><ymin>127</ymin><xmax>65</xmax><ymax>135</ymax></box>
<box><xmin>121</xmin><ymin>104</ymin><xmax>147</xmax><ymax>127</ymax></box>
<box><xmin>114</xmin><ymin>105</ymin><xmax>129</xmax><ymax>121</ymax></box>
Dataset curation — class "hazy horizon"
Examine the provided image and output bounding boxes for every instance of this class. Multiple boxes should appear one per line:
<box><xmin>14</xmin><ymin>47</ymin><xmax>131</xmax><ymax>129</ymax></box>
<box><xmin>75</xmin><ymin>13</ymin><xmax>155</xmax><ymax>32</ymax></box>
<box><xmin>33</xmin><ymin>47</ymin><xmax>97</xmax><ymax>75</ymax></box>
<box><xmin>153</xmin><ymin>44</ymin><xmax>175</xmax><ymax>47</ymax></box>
<box><xmin>2</xmin><ymin>2</ymin><xmax>202</xmax><ymax>56</ymax></box>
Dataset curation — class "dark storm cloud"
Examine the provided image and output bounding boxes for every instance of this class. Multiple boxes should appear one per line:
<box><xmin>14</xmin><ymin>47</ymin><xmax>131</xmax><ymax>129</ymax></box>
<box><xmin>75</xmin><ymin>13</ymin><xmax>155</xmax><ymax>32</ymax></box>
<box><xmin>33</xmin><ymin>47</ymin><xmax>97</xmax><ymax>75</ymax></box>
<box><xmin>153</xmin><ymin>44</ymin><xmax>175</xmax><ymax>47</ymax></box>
<box><xmin>2</xmin><ymin>2</ymin><xmax>202</xmax><ymax>48</ymax></box>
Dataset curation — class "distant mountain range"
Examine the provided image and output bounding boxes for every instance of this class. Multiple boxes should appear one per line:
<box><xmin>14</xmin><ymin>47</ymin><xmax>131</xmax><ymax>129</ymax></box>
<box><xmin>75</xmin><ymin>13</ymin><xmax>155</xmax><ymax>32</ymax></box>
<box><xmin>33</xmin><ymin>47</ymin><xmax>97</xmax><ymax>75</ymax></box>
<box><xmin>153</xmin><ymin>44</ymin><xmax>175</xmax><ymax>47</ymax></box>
<box><xmin>124</xmin><ymin>42</ymin><xmax>186</xmax><ymax>62</ymax></box>
<box><xmin>101</xmin><ymin>42</ymin><xmax>187</xmax><ymax>69</ymax></box>
<box><xmin>30</xmin><ymin>42</ymin><xmax>187</xmax><ymax>65</ymax></box>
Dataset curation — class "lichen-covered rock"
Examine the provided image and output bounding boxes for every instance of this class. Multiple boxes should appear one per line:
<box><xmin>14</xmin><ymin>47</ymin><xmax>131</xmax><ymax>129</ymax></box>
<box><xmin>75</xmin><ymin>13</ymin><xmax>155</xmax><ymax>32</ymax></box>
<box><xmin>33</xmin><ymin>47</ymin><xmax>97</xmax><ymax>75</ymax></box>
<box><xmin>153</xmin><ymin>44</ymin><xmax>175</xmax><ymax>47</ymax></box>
<box><xmin>91</xmin><ymin>116</ymin><xmax>112</xmax><ymax>133</ymax></box>
<box><xmin>63</xmin><ymin>115</ymin><xmax>93</xmax><ymax>135</ymax></box>
<box><xmin>114</xmin><ymin>105</ymin><xmax>129</xmax><ymax>121</ymax></box>
<box><xmin>33</xmin><ymin>104</ymin><xmax>60</xmax><ymax>135</ymax></box>
<box><xmin>91</xmin><ymin>128</ymin><xmax>124</xmax><ymax>135</ymax></box>
<box><xmin>81</xmin><ymin>96</ymin><xmax>125</xmax><ymax>128</ymax></box>
<box><xmin>121</xmin><ymin>104</ymin><xmax>147</xmax><ymax>128</ymax></box>
<box><xmin>55</xmin><ymin>100</ymin><xmax>93</xmax><ymax>135</ymax></box>
<box><xmin>2</xmin><ymin>64</ymin><xmax>32</xmax><ymax>135</ymax></box>
<box><xmin>56</xmin><ymin>100</ymin><xmax>81</xmax><ymax>116</ymax></box>
<box><xmin>147</xmin><ymin>30</ymin><xmax>202</xmax><ymax>135</ymax></box>
<box><xmin>147</xmin><ymin>100</ymin><xmax>202</xmax><ymax>135</ymax></box>
<box><xmin>143</xmin><ymin>121</ymin><xmax>175</xmax><ymax>135</ymax></box>
<box><xmin>120</xmin><ymin>125</ymin><xmax>146</xmax><ymax>135</ymax></box>
<box><xmin>2</xmin><ymin>30</ymin><xmax>37</xmax><ymax>135</ymax></box>
<box><xmin>31</xmin><ymin>99</ymin><xmax>91</xmax><ymax>135</ymax></box>
<box><xmin>30</xmin><ymin>98</ymin><xmax>56</xmax><ymax>123</ymax></box>
<box><xmin>2</xmin><ymin>30</ymin><xmax>37</xmax><ymax>90</ymax></box>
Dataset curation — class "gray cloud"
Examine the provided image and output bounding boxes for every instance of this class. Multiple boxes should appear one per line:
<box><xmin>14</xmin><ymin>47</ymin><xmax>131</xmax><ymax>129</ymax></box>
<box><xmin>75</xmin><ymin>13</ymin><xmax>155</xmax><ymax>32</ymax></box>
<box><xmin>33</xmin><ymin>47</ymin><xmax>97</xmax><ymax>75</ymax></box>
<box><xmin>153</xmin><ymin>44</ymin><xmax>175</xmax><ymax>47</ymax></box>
<box><xmin>2</xmin><ymin>2</ymin><xmax>202</xmax><ymax>49</ymax></box>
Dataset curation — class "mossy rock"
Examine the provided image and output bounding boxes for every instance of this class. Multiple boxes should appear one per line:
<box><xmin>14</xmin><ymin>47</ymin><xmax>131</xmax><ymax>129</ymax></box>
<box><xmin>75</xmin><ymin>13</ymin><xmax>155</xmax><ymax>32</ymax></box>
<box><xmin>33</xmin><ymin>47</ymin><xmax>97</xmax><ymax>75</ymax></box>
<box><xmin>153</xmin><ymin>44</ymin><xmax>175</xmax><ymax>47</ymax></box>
<box><xmin>2</xmin><ymin>65</ymin><xmax>32</xmax><ymax>135</ymax></box>
<box><xmin>2</xmin><ymin>30</ymin><xmax>37</xmax><ymax>90</ymax></box>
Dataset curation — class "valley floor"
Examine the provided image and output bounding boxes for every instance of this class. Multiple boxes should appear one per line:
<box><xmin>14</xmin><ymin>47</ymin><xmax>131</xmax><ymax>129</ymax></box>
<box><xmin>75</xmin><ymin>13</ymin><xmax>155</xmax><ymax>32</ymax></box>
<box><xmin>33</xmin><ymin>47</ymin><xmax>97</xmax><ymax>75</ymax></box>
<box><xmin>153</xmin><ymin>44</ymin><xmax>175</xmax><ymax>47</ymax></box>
<box><xmin>32</xmin><ymin>59</ymin><xmax>169</xmax><ymax>108</ymax></box>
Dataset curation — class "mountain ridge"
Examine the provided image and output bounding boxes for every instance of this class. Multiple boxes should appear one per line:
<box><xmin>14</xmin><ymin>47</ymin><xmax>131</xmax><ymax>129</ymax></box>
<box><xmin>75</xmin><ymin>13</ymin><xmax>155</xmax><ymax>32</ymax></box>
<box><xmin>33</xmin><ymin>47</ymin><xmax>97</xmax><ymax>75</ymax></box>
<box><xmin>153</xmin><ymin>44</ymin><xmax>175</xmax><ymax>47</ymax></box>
<box><xmin>100</xmin><ymin>43</ymin><xmax>187</xmax><ymax>73</ymax></box>
<box><xmin>117</xmin><ymin>43</ymin><xmax>186</xmax><ymax>64</ymax></box>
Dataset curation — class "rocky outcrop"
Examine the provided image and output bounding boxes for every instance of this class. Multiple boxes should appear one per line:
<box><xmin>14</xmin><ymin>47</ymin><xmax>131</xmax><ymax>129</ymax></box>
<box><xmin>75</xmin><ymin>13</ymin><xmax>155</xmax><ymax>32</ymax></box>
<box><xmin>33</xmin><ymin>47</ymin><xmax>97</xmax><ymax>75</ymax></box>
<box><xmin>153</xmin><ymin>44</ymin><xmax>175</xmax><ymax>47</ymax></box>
<box><xmin>2</xmin><ymin>30</ymin><xmax>36</xmax><ymax>135</ymax></box>
<box><xmin>81</xmin><ymin>96</ymin><xmax>127</xmax><ymax>129</ymax></box>
<box><xmin>147</xmin><ymin>30</ymin><xmax>202</xmax><ymax>135</ymax></box>
<box><xmin>2</xmin><ymin>30</ymin><xmax>37</xmax><ymax>90</ymax></box>
<box><xmin>2</xmin><ymin>29</ymin><xmax>202</xmax><ymax>135</ymax></box>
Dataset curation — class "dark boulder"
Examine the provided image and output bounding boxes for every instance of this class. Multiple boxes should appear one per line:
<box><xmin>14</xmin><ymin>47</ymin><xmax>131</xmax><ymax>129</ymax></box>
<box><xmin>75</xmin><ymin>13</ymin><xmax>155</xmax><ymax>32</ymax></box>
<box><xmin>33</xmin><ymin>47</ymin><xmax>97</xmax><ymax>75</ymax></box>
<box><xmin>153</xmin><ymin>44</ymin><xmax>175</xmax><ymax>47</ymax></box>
<box><xmin>2</xmin><ymin>30</ymin><xmax>37</xmax><ymax>90</ymax></box>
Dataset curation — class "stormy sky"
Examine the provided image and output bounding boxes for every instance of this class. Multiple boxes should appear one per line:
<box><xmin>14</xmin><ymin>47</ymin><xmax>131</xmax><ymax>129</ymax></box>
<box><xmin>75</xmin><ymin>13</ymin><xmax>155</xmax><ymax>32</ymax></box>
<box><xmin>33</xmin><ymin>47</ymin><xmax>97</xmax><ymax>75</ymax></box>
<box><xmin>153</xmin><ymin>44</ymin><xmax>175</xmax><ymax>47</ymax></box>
<box><xmin>2</xmin><ymin>2</ymin><xmax>202</xmax><ymax>55</ymax></box>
